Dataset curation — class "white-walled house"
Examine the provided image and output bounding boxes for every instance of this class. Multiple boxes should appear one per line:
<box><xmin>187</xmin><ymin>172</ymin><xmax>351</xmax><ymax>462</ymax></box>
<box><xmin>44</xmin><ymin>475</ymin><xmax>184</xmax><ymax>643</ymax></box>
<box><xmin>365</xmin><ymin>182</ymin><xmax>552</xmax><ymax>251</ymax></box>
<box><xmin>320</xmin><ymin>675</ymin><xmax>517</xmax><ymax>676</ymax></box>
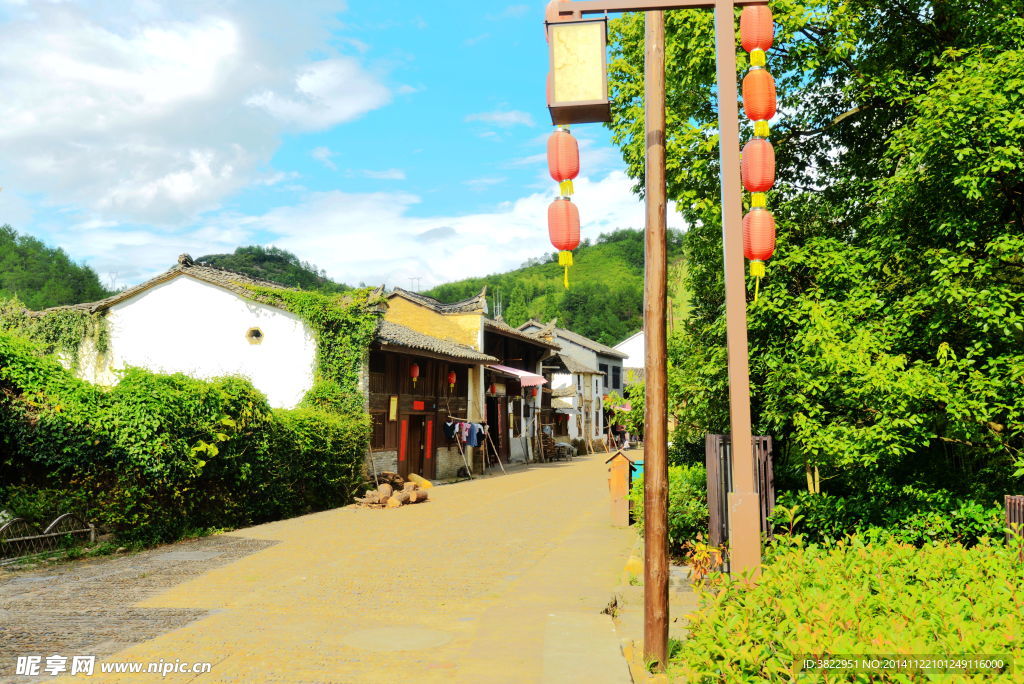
<box><xmin>519</xmin><ymin>320</ymin><xmax>628</xmax><ymax>444</ymax></box>
<box><xmin>614</xmin><ymin>330</ymin><xmax>645</xmax><ymax>385</ymax></box>
<box><xmin>48</xmin><ymin>255</ymin><xmax>319</xmax><ymax>408</ymax></box>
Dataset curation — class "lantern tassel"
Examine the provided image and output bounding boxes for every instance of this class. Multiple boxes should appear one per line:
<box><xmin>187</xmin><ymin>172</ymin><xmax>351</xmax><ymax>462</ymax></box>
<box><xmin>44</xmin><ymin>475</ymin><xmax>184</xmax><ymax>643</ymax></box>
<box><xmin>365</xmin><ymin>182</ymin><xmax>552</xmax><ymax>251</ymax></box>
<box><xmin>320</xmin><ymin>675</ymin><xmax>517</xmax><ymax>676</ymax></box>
<box><xmin>749</xmin><ymin>48</ymin><xmax>767</xmax><ymax>67</ymax></box>
<box><xmin>559</xmin><ymin>179</ymin><xmax>574</xmax><ymax>195</ymax></box>
<box><xmin>559</xmin><ymin>250</ymin><xmax>573</xmax><ymax>289</ymax></box>
<box><xmin>754</xmin><ymin>120</ymin><xmax>770</xmax><ymax>138</ymax></box>
<box><xmin>750</xmin><ymin>260</ymin><xmax>766</xmax><ymax>303</ymax></box>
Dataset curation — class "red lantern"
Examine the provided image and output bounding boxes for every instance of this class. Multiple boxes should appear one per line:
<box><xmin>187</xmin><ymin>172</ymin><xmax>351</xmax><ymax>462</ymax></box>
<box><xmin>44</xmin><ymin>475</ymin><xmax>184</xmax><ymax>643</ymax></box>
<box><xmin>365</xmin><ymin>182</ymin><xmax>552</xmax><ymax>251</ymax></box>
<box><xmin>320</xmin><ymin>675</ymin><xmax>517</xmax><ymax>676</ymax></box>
<box><xmin>548</xmin><ymin>128</ymin><xmax>579</xmax><ymax>195</ymax></box>
<box><xmin>743</xmin><ymin>68</ymin><xmax>776</xmax><ymax>123</ymax></box>
<box><xmin>743</xmin><ymin>209</ymin><xmax>776</xmax><ymax>263</ymax></box>
<box><xmin>488</xmin><ymin>383</ymin><xmax>497</xmax><ymax>395</ymax></box>
<box><xmin>548</xmin><ymin>197</ymin><xmax>580</xmax><ymax>289</ymax></box>
<box><xmin>740</xmin><ymin>6</ymin><xmax>774</xmax><ymax>54</ymax></box>
<box><xmin>409</xmin><ymin>362</ymin><xmax>420</xmax><ymax>386</ymax></box>
<box><xmin>448</xmin><ymin>370</ymin><xmax>457</xmax><ymax>390</ymax></box>
<box><xmin>531</xmin><ymin>387</ymin><xmax>539</xmax><ymax>398</ymax></box>
<box><xmin>741</xmin><ymin>138</ymin><xmax>775</xmax><ymax>193</ymax></box>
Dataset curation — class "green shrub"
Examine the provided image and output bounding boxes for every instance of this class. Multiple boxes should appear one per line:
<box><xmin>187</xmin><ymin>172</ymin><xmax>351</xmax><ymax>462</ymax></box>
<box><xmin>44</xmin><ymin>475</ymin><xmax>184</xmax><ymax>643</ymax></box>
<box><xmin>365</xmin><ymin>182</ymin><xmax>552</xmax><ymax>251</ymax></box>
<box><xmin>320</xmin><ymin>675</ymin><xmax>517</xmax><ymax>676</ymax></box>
<box><xmin>0</xmin><ymin>332</ymin><xmax>369</xmax><ymax>545</ymax></box>
<box><xmin>671</xmin><ymin>537</ymin><xmax>1024</xmax><ymax>681</ymax></box>
<box><xmin>630</xmin><ymin>464</ymin><xmax>708</xmax><ymax>556</ymax></box>
<box><xmin>771</xmin><ymin>487</ymin><xmax>1004</xmax><ymax>547</ymax></box>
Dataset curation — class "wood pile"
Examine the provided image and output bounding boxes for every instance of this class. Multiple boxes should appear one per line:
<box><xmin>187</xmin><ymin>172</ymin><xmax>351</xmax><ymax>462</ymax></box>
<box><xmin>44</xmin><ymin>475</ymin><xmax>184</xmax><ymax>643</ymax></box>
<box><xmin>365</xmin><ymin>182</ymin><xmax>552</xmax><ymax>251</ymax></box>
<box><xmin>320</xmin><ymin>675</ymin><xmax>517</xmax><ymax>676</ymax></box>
<box><xmin>354</xmin><ymin>472</ymin><xmax>430</xmax><ymax>508</ymax></box>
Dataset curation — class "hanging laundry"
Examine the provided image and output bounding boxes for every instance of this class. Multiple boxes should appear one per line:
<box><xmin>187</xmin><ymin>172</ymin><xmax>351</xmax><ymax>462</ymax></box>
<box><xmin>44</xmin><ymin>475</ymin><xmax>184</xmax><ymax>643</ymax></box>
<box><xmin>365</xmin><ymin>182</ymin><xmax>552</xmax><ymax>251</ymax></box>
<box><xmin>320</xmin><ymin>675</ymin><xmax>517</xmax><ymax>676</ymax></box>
<box><xmin>460</xmin><ymin>422</ymin><xmax>471</xmax><ymax>442</ymax></box>
<box><xmin>443</xmin><ymin>421</ymin><xmax>457</xmax><ymax>441</ymax></box>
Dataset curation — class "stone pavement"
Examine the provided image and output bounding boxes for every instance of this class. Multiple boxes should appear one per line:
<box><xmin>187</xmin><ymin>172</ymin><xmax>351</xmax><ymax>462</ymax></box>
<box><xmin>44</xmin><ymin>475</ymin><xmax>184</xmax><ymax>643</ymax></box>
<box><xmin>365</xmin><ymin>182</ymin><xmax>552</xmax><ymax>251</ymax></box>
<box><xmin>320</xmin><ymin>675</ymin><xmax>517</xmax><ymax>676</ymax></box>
<box><xmin>2</xmin><ymin>452</ymin><xmax>636</xmax><ymax>683</ymax></box>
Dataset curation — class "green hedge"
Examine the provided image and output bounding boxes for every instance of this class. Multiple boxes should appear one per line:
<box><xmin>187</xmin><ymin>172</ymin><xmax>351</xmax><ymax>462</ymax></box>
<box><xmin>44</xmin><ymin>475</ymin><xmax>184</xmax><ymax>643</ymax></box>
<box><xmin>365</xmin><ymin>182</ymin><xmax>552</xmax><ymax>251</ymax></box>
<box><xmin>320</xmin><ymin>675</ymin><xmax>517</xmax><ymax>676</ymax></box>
<box><xmin>629</xmin><ymin>464</ymin><xmax>709</xmax><ymax>556</ymax></box>
<box><xmin>772</xmin><ymin>488</ymin><xmax>1005</xmax><ymax>547</ymax></box>
<box><xmin>671</xmin><ymin>537</ymin><xmax>1024</xmax><ymax>680</ymax></box>
<box><xmin>0</xmin><ymin>333</ymin><xmax>369</xmax><ymax>544</ymax></box>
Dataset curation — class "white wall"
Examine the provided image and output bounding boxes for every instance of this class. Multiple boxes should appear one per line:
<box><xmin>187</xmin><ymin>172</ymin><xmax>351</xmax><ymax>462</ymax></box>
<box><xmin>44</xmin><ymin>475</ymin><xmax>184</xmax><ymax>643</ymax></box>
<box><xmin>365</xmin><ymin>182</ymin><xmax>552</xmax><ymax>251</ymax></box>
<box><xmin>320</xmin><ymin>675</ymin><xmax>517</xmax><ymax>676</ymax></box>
<box><xmin>79</xmin><ymin>276</ymin><xmax>317</xmax><ymax>409</ymax></box>
<box><xmin>614</xmin><ymin>331</ymin><xmax>645</xmax><ymax>368</ymax></box>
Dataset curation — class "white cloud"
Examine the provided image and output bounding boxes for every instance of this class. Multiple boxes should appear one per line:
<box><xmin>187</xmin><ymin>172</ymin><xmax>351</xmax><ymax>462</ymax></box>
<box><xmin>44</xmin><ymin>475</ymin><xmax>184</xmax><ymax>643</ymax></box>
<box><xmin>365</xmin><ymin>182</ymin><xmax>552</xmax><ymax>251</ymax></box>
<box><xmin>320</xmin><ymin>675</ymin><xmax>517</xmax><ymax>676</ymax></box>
<box><xmin>246</xmin><ymin>58</ymin><xmax>391</xmax><ymax>131</ymax></box>
<box><xmin>39</xmin><ymin>170</ymin><xmax>685</xmax><ymax>291</ymax></box>
<box><xmin>312</xmin><ymin>146</ymin><xmax>337</xmax><ymax>170</ymax></box>
<box><xmin>0</xmin><ymin>1</ymin><xmax>391</xmax><ymax>225</ymax></box>
<box><xmin>465</xmin><ymin>109</ymin><xmax>536</xmax><ymax>128</ymax></box>
<box><xmin>360</xmin><ymin>169</ymin><xmax>406</xmax><ymax>180</ymax></box>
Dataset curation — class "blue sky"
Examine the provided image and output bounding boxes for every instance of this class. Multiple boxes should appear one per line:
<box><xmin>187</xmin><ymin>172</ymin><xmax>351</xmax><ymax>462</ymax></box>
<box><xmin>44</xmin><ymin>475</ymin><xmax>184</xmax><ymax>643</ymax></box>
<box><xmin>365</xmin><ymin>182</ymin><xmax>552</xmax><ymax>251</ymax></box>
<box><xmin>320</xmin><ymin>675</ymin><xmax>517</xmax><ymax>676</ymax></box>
<box><xmin>0</xmin><ymin>0</ymin><xmax>683</xmax><ymax>289</ymax></box>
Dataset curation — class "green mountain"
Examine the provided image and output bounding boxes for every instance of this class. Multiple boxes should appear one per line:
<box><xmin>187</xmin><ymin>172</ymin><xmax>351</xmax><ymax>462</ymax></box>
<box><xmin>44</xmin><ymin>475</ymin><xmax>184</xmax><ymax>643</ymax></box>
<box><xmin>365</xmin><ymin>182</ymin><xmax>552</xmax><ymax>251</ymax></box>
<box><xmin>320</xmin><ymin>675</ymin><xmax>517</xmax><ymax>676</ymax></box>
<box><xmin>0</xmin><ymin>225</ymin><xmax>112</xmax><ymax>311</ymax></box>
<box><xmin>423</xmin><ymin>228</ymin><xmax>688</xmax><ymax>347</ymax></box>
<box><xmin>195</xmin><ymin>246</ymin><xmax>350</xmax><ymax>293</ymax></box>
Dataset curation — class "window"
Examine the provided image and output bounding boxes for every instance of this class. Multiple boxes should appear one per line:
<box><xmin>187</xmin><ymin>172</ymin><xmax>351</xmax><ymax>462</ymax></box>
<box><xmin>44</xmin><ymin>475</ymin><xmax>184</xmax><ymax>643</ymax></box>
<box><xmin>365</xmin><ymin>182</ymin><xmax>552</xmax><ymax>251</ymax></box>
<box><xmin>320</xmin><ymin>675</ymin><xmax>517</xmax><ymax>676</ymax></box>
<box><xmin>599</xmin><ymin>363</ymin><xmax>609</xmax><ymax>389</ymax></box>
<box><xmin>612</xmin><ymin>366</ymin><xmax>621</xmax><ymax>390</ymax></box>
<box><xmin>371</xmin><ymin>412</ymin><xmax>387</xmax><ymax>450</ymax></box>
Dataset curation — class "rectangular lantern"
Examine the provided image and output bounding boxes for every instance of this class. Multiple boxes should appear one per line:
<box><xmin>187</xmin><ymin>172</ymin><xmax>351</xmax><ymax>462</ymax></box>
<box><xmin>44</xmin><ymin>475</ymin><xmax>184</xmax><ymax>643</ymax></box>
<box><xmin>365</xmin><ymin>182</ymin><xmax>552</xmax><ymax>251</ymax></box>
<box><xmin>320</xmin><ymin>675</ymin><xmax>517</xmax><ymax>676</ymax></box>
<box><xmin>547</xmin><ymin>18</ymin><xmax>611</xmax><ymax>125</ymax></box>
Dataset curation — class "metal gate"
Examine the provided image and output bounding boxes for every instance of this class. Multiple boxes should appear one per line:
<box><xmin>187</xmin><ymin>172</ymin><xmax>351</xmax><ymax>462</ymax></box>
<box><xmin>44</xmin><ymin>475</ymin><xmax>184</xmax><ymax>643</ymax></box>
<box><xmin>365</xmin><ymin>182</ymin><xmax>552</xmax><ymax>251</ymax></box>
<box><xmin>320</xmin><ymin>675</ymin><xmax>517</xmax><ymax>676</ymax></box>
<box><xmin>705</xmin><ymin>434</ymin><xmax>775</xmax><ymax>550</ymax></box>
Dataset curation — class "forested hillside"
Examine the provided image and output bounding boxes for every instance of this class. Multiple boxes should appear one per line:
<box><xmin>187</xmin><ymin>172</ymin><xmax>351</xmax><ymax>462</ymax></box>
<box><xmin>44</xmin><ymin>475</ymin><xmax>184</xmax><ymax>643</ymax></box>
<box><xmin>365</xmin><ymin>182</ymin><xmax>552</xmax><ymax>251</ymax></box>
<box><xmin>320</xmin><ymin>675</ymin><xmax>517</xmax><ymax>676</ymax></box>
<box><xmin>0</xmin><ymin>225</ymin><xmax>111</xmax><ymax>310</ymax></box>
<box><xmin>423</xmin><ymin>228</ymin><xmax>687</xmax><ymax>346</ymax></box>
<box><xmin>196</xmin><ymin>246</ymin><xmax>350</xmax><ymax>293</ymax></box>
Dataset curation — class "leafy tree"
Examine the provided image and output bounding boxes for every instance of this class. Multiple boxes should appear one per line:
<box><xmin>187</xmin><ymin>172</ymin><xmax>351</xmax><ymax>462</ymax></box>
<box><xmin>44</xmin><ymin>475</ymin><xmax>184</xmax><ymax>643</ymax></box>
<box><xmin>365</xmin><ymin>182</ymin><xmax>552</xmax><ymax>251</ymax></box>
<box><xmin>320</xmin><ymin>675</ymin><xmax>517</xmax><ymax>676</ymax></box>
<box><xmin>0</xmin><ymin>225</ymin><xmax>111</xmax><ymax>310</ymax></box>
<box><xmin>196</xmin><ymin>246</ymin><xmax>350</xmax><ymax>293</ymax></box>
<box><xmin>607</xmin><ymin>2</ymin><xmax>1024</xmax><ymax>498</ymax></box>
<box><xmin>423</xmin><ymin>228</ymin><xmax>685</xmax><ymax>346</ymax></box>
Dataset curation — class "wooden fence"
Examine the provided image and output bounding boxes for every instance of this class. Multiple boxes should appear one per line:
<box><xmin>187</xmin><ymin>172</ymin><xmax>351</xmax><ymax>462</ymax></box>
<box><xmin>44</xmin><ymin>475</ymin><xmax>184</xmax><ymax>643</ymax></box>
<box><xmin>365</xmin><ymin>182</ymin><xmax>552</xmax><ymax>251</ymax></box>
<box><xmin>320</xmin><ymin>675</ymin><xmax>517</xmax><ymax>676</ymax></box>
<box><xmin>1007</xmin><ymin>495</ymin><xmax>1024</xmax><ymax>541</ymax></box>
<box><xmin>705</xmin><ymin>434</ymin><xmax>775</xmax><ymax>551</ymax></box>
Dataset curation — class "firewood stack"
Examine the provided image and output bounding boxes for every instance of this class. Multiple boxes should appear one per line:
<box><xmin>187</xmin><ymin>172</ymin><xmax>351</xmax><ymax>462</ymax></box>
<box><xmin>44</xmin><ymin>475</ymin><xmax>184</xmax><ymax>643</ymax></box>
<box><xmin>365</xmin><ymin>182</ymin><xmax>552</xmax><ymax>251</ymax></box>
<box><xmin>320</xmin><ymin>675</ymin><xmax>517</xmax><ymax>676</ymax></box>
<box><xmin>354</xmin><ymin>472</ymin><xmax>430</xmax><ymax>508</ymax></box>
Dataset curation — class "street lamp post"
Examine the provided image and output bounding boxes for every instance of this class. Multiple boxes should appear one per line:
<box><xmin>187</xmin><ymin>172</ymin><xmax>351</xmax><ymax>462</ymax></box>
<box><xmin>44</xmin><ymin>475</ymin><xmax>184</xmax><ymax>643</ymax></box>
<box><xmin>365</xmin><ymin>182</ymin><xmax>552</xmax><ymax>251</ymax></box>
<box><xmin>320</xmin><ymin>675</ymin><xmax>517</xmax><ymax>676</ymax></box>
<box><xmin>545</xmin><ymin>0</ymin><xmax>767</xmax><ymax>669</ymax></box>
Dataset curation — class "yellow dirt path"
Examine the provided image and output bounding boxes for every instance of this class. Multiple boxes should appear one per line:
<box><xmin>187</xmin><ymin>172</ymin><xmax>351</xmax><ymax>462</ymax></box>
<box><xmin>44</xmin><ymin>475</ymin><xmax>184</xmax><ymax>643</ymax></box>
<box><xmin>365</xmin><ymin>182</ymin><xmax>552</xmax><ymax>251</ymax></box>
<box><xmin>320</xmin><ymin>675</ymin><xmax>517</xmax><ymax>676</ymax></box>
<box><xmin>86</xmin><ymin>453</ymin><xmax>635</xmax><ymax>683</ymax></box>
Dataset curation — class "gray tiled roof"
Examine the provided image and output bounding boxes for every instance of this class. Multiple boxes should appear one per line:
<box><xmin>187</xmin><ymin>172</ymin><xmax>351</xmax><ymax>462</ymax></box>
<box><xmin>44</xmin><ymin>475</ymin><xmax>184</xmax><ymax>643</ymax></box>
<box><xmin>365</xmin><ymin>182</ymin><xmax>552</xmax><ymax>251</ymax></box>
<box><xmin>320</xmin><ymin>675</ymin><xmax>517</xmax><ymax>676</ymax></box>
<box><xmin>557</xmin><ymin>353</ymin><xmax>603</xmax><ymax>375</ymax></box>
<box><xmin>519</xmin><ymin>319</ymin><xmax>628</xmax><ymax>359</ymax></box>
<box><xmin>31</xmin><ymin>254</ymin><xmax>294</xmax><ymax>315</ymax></box>
<box><xmin>388</xmin><ymin>287</ymin><xmax>487</xmax><ymax>314</ymax></box>
<box><xmin>552</xmin><ymin>386</ymin><xmax>577</xmax><ymax>398</ymax></box>
<box><xmin>376</xmin><ymin>320</ymin><xmax>498</xmax><ymax>363</ymax></box>
<box><xmin>484</xmin><ymin>318</ymin><xmax>561</xmax><ymax>350</ymax></box>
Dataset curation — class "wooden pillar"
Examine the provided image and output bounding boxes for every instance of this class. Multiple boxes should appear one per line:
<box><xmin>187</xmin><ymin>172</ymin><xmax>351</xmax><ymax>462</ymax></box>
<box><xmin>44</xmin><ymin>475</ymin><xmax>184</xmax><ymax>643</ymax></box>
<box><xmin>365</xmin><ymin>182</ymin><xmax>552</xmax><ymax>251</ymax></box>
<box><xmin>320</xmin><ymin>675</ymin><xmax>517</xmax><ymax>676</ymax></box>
<box><xmin>642</xmin><ymin>8</ymin><xmax>669</xmax><ymax>671</ymax></box>
<box><xmin>713</xmin><ymin>0</ymin><xmax>761</xmax><ymax>576</ymax></box>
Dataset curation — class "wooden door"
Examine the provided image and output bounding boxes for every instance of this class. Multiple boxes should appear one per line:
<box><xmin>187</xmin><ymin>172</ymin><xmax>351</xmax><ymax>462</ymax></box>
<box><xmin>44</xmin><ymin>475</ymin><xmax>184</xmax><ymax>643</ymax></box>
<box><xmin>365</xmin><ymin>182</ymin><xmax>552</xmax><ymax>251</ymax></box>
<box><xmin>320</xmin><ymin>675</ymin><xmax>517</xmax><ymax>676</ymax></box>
<box><xmin>400</xmin><ymin>416</ymin><xmax>427</xmax><ymax>479</ymax></box>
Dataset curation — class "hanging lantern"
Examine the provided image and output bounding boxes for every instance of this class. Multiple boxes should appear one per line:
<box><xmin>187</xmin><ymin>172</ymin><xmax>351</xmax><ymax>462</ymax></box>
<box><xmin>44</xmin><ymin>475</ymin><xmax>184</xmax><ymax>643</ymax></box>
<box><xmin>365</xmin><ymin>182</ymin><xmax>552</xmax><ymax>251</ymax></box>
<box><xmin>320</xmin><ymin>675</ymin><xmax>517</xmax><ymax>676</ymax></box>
<box><xmin>743</xmin><ymin>209</ymin><xmax>776</xmax><ymax>302</ymax></box>
<box><xmin>448</xmin><ymin>370</ymin><xmax>457</xmax><ymax>390</ymax></box>
<box><xmin>740</xmin><ymin>6</ymin><xmax>774</xmax><ymax>66</ymax></box>
<box><xmin>531</xmin><ymin>387</ymin><xmax>539</xmax><ymax>398</ymax></box>
<box><xmin>548</xmin><ymin>197</ymin><xmax>581</xmax><ymax>289</ymax></box>
<box><xmin>409</xmin><ymin>362</ymin><xmax>420</xmax><ymax>387</ymax></box>
<box><xmin>742</xmin><ymin>68</ymin><xmax>776</xmax><ymax>127</ymax></box>
<box><xmin>547</xmin><ymin>127</ymin><xmax>580</xmax><ymax>195</ymax></box>
<box><xmin>741</xmin><ymin>138</ymin><xmax>775</xmax><ymax>194</ymax></box>
<box><xmin>488</xmin><ymin>382</ymin><xmax>497</xmax><ymax>395</ymax></box>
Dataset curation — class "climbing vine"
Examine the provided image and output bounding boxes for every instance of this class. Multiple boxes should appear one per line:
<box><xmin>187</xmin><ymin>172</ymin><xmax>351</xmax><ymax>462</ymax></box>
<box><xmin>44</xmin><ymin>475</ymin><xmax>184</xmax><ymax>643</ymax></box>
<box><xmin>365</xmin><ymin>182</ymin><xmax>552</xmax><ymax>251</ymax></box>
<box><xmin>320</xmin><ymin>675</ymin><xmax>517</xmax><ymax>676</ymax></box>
<box><xmin>0</xmin><ymin>296</ymin><xmax>108</xmax><ymax>370</ymax></box>
<box><xmin>244</xmin><ymin>286</ymin><xmax>385</xmax><ymax>415</ymax></box>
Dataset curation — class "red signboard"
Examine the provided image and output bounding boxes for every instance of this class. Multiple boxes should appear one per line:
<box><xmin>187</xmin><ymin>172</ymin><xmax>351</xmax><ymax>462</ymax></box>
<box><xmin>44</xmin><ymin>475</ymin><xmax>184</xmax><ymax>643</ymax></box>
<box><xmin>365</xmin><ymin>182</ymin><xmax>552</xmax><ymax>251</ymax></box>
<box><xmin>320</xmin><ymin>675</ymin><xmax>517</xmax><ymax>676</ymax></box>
<box><xmin>412</xmin><ymin>400</ymin><xmax>425</xmax><ymax>411</ymax></box>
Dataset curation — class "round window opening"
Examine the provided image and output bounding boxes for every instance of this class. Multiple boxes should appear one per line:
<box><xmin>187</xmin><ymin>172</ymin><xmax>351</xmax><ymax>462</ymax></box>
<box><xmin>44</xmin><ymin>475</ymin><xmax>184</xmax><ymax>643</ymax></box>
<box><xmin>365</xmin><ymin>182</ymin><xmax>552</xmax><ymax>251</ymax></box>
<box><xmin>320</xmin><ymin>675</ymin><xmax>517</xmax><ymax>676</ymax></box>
<box><xmin>246</xmin><ymin>327</ymin><xmax>264</xmax><ymax>345</ymax></box>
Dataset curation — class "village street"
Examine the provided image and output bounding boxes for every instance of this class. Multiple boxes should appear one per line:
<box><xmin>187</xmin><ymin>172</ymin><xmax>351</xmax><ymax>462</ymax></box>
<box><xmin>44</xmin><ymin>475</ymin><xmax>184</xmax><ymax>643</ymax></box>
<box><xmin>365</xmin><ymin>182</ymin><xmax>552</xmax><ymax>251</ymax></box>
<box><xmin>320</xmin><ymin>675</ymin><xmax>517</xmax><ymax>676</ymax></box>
<box><xmin>2</xmin><ymin>454</ymin><xmax>638</xmax><ymax>684</ymax></box>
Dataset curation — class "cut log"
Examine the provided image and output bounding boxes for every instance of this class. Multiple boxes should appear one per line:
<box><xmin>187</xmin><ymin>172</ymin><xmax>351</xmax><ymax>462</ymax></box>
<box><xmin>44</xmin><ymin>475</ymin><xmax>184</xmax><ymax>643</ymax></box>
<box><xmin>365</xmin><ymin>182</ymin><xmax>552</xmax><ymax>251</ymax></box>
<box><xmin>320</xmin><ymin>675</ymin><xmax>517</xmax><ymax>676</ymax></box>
<box><xmin>407</xmin><ymin>473</ymin><xmax>434</xmax><ymax>489</ymax></box>
<box><xmin>377</xmin><ymin>483</ymin><xmax>394</xmax><ymax>500</ymax></box>
<box><xmin>401</xmin><ymin>481</ymin><xmax>419</xmax><ymax>493</ymax></box>
<box><xmin>379</xmin><ymin>471</ymin><xmax>405</xmax><ymax>488</ymax></box>
<box><xmin>385</xmin><ymin>495</ymin><xmax>403</xmax><ymax>508</ymax></box>
<box><xmin>408</xmin><ymin>489</ymin><xmax>429</xmax><ymax>504</ymax></box>
<box><xmin>356</xmin><ymin>490</ymin><xmax>382</xmax><ymax>505</ymax></box>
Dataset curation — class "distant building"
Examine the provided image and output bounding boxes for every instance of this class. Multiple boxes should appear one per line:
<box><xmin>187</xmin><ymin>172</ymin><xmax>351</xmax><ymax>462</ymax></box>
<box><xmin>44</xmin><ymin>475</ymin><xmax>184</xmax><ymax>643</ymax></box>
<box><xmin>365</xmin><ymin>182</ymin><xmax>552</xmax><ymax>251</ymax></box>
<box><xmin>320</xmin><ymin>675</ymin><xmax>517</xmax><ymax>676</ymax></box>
<box><xmin>614</xmin><ymin>330</ymin><xmax>645</xmax><ymax>385</ymax></box>
<box><xmin>518</xmin><ymin>320</ymin><xmax>628</xmax><ymax>444</ymax></box>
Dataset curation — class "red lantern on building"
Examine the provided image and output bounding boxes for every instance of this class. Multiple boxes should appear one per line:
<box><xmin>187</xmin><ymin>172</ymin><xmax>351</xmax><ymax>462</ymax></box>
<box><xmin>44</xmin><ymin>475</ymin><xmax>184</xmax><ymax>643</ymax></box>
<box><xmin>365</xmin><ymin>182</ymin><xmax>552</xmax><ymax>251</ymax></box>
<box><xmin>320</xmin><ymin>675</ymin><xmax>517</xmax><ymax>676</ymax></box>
<box><xmin>531</xmin><ymin>387</ymin><xmax>539</xmax><ymax>398</ymax></box>
<box><xmin>448</xmin><ymin>370</ymin><xmax>457</xmax><ymax>391</ymax></box>
<box><xmin>741</xmin><ymin>138</ymin><xmax>775</xmax><ymax>194</ymax></box>
<box><xmin>740</xmin><ymin>5</ymin><xmax>774</xmax><ymax>64</ymax></box>
<box><xmin>409</xmin><ymin>362</ymin><xmax>420</xmax><ymax>387</ymax></box>
<box><xmin>743</xmin><ymin>68</ymin><xmax>776</xmax><ymax>126</ymax></box>
<box><xmin>548</xmin><ymin>197</ymin><xmax>580</xmax><ymax>289</ymax></box>
<box><xmin>547</xmin><ymin>127</ymin><xmax>580</xmax><ymax>196</ymax></box>
<box><xmin>488</xmin><ymin>382</ymin><xmax>497</xmax><ymax>395</ymax></box>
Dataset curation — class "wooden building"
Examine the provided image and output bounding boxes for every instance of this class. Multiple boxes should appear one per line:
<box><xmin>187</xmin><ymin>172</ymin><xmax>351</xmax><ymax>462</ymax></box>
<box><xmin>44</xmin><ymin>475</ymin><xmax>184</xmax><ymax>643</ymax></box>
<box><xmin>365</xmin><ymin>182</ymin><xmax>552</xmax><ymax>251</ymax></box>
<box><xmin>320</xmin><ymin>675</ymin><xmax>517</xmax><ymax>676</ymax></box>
<box><xmin>365</xmin><ymin>320</ymin><xmax>498</xmax><ymax>480</ymax></box>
